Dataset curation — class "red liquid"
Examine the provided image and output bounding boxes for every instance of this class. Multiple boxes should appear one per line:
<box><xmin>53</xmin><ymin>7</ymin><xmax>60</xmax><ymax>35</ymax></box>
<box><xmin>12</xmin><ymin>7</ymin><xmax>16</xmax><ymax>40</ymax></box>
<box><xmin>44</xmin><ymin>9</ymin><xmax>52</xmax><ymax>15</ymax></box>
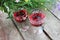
<box><xmin>13</xmin><ymin>9</ymin><xmax>27</xmax><ymax>22</ymax></box>
<box><xmin>29</xmin><ymin>12</ymin><xmax>45</xmax><ymax>27</ymax></box>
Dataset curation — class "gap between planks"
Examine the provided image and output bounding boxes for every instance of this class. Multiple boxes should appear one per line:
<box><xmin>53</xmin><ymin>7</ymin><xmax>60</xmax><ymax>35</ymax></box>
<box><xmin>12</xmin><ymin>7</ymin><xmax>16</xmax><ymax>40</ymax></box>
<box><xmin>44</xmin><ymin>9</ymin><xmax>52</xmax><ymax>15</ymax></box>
<box><xmin>13</xmin><ymin>18</ymin><xmax>50</xmax><ymax>40</ymax></box>
<box><xmin>0</xmin><ymin>10</ymin><xmax>23</xmax><ymax>40</ymax></box>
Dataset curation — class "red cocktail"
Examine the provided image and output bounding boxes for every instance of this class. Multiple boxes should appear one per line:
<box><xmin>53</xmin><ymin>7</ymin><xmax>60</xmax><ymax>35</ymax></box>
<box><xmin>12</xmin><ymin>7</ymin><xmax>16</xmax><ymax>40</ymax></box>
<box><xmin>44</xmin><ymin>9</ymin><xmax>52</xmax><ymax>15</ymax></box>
<box><xmin>28</xmin><ymin>10</ymin><xmax>45</xmax><ymax>34</ymax></box>
<box><xmin>13</xmin><ymin>9</ymin><xmax>27</xmax><ymax>22</ymax></box>
<box><xmin>29</xmin><ymin>11</ymin><xmax>45</xmax><ymax>26</ymax></box>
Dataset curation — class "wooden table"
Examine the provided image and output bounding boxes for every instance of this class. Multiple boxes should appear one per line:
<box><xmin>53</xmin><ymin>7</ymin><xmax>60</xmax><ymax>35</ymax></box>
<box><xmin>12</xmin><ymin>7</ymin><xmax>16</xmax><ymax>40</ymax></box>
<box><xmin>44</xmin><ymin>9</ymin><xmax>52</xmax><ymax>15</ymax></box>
<box><xmin>0</xmin><ymin>7</ymin><xmax>60</xmax><ymax>40</ymax></box>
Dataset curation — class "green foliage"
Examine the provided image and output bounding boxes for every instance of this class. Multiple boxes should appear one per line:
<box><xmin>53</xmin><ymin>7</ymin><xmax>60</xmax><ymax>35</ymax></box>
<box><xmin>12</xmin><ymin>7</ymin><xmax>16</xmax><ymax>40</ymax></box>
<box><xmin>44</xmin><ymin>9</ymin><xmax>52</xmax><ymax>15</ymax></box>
<box><xmin>0</xmin><ymin>0</ymin><xmax>56</xmax><ymax>19</ymax></box>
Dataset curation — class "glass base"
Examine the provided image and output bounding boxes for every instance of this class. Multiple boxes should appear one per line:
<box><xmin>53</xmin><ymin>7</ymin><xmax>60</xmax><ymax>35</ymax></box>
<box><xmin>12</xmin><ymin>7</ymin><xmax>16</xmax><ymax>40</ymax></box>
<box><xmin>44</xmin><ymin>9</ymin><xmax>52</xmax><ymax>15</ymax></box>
<box><xmin>31</xmin><ymin>26</ymin><xmax>44</xmax><ymax>34</ymax></box>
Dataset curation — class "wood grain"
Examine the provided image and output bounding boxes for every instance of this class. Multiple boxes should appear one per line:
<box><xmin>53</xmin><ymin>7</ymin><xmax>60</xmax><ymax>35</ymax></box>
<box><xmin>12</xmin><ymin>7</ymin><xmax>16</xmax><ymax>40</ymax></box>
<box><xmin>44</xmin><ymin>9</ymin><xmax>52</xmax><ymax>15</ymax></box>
<box><xmin>0</xmin><ymin>11</ymin><xmax>23</xmax><ymax>40</ymax></box>
<box><xmin>13</xmin><ymin>17</ymin><xmax>49</xmax><ymax>40</ymax></box>
<box><xmin>50</xmin><ymin>6</ymin><xmax>60</xmax><ymax>20</ymax></box>
<box><xmin>42</xmin><ymin>9</ymin><xmax>60</xmax><ymax>40</ymax></box>
<box><xmin>45</xmin><ymin>0</ymin><xmax>60</xmax><ymax>20</ymax></box>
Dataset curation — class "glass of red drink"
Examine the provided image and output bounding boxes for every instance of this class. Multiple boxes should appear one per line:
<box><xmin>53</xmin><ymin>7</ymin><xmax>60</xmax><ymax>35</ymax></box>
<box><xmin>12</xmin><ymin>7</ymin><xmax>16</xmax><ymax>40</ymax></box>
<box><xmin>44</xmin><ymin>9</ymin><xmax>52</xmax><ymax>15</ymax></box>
<box><xmin>28</xmin><ymin>9</ymin><xmax>45</xmax><ymax>34</ymax></box>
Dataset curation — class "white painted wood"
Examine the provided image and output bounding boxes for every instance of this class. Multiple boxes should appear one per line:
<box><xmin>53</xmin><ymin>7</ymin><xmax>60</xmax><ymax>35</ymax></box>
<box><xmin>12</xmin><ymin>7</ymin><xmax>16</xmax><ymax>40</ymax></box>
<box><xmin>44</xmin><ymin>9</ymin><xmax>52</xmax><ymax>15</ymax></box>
<box><xmin>14</xmin><ymin>17</ymin><xmax>49</xmax><ymax>40</ymax></box>
<box><xmin>0</xmin><ymin>11</ymin><xmax>23</xmax><ymax>40</ymax></box>
<box><xmin>46</xmin><ymin>1</ymin><xmax>60</xmax><ymax>20</ymax></box>
<box><xmin>42</xmin><ymin>10</ymin><xmax>60</xmax><ymax>40</ymax></box>
<box><xmin>51</xmin><ymin>1</ymin><xmax>60</xmax><ymax>19</ymax></box>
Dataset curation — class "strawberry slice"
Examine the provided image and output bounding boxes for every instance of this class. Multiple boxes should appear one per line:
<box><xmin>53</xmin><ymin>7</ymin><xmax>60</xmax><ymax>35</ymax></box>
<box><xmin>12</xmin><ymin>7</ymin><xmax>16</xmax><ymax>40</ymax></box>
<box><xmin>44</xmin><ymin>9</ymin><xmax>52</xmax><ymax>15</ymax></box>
<box><xmin>39</xmin><ymin>13</ymin><xmax>45</xmax><ymax>19</ymax></box>
<box><xmin>14</xmin><ymin>12</ymin><xmax>20</xmax><ymax>17</ymax></box>
<box><xmin>15</xmin><ymin>16</ymin><xmax>22</xmax><ymax>22</ymax></box>
<box><xmin>13</xmin><ymin>9</ymin><xmax>27</xmax><ymax>22</ymax></box>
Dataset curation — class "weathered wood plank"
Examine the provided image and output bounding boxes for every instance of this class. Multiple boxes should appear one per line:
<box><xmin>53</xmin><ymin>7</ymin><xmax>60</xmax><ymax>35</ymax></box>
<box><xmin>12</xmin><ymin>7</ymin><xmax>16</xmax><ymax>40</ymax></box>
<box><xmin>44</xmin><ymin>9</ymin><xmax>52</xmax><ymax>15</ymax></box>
<box><xmin>14</xmin><ymin>17</ymin><xmax>49</xmax><ymax>40</ymax></box>
<box><xmin>51</xmin><ymin>4</ymin><xmax>60</xmax><ymax>20</ymax></box>
<box><xmin>46</xmin><ymin>0</ymin><xmax>60</xmax><ymax>20</ymax></box>
<box><xmin>0</xmin><ymin>11</ymin><xmax>23</xmax><ymax>40</ymax></box>
<box><xmin>42</xmin><ymin>9</ymin><xmax>60</xmax><ymax>40</ymax></box>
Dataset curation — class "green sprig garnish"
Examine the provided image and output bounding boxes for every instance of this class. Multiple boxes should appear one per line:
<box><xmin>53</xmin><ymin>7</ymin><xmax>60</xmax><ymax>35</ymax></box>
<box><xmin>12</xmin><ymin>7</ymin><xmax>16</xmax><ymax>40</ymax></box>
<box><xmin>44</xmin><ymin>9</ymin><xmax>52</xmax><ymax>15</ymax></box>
<box><xmin>0</xmin><ymin>0</ymin><xmax>56</xmax><ymax>19</ymax></box>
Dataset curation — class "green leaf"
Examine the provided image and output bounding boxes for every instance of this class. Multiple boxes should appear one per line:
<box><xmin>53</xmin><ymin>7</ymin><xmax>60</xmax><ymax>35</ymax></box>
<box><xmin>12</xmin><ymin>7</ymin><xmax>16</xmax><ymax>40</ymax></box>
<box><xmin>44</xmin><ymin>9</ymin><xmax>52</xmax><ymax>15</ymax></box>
<box><xmin>4</xmin><ymin>2</ymin><xmax>10</xmax><ymax>12</ymax></box>
<box><xmin>0</xmin><ymin>7</ymin><xmax>4</xmax><ymax>11</ymax></box>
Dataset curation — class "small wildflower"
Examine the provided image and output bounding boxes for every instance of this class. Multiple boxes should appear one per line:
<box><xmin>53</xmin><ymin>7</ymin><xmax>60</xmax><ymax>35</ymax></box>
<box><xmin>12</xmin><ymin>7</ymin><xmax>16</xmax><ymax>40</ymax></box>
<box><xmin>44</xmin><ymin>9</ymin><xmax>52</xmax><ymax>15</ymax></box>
<box><xmin>15</xmin><ymin>0</ymin><xmax>20</xmax><ymax>3</ymax></box>
<box><xmin>25</xmin><ymin>0</ymin><xmax>29</xmax><ymax>2</ymax></box>
<box><xmin>41</xmin><ymin>3</ymin><xmax>44</xmax><ymax>5</ymax></box>
<box><xmin>45</xmin><ymin>8</ymin><xmax>47</xmax><ymax>11</ymax></box>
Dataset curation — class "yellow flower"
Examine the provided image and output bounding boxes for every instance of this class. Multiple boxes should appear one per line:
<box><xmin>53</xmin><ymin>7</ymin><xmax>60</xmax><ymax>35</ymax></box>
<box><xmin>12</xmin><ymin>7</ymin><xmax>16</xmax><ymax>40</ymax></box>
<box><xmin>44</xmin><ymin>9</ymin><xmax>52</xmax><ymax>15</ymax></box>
<box><xmin>45</xmin><ymin>8</ymin><xmax>47</xmax><ymax>10</ymax></box>
<box><xmin>41</xmin><ymin>3</ymin><xmax>44</xmax><ymax>5</ymax></box>
<box><xmin>25</xmin><ymin>0</ymin><xmax>29</xmax><ymax>2</ymax></box>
